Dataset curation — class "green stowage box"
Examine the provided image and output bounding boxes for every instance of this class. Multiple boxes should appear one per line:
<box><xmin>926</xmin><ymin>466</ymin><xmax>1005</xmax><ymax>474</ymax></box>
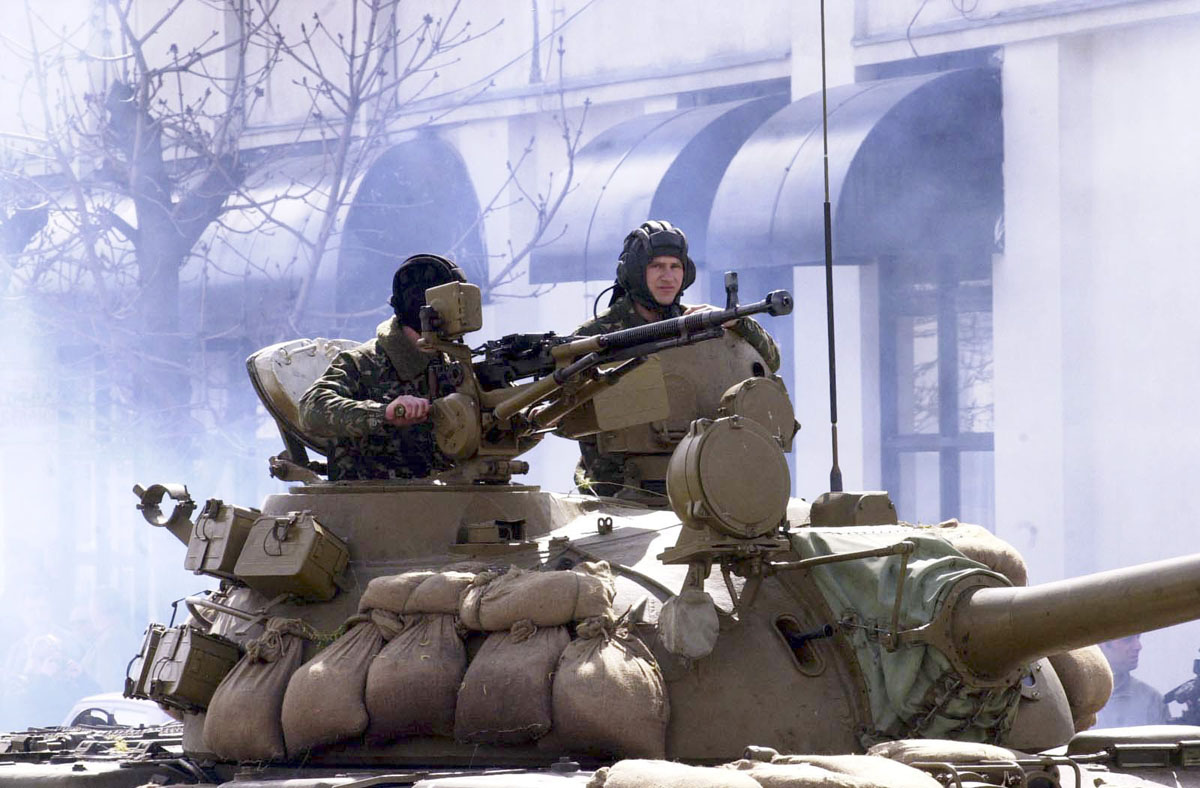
<box><xmin>124</xmin><ymin>623</ymin><xmax>166</xmax><ymax>700</ymax></box>
<box><xmin>233</xmin><ymin>510</ymin><xmax>349</xmax><ymax>602</ymax></box>
<box><xmin>184</xmin><ymin>498</ymin><xmax>260</xmax><ymax>580</ymax></box>
<box><xmin>146</xmin><ymin>626</ymin><xmax>241</xmax><ymax>712</ymax></box>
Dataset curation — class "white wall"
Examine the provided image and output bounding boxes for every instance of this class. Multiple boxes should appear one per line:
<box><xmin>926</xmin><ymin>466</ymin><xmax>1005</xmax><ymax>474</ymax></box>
<box><xmin>994</xmin><ymin>38</ymin><xmax>1068</xmax><ymax>587</ymax></box>
<box><xmin>1059</xmin><ymin>17</ymin><xmax>1200</xmax><ymax>695</ymax></box>
<box><xmin>996</xmin><ymin>16</ymin><xmax>1200</xmax><ymax>695</ymax></box>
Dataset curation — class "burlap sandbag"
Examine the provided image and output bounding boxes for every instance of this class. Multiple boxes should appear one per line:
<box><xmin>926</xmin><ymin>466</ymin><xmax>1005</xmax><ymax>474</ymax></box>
<box><xmin>540</xmin><ymin>617</ymin><xmax>669</xmax><ymax>758</ymax></box>
<box><xmin>358</xmin><ymin>571</ymin><xmax>434</xmax><ymax>613</ymax></box>
<box><xmin>1048</xmin><ymin>646</ymin><xmax>1114</xmax><ymax>731</ymax></box>
<box><xmin>867</xmin><ymin>738</ymin><xmax>1021</xmax><ymax>764</ymax></box>
<box><xmin>589</xmin><ymin>760</ymin><xmax>759</xmax><ymax>788</ymax></box>
<box><xmin>721</xmin><ymin>758</ymin><xmax>939</xmax><ymax>788</ymax></box>
<box><xmin>365</xmin><ymin>613</ymin><xmax>465</xmax><ymax>742</ymax></box>
<box><xmin>204</xmin><ymin>617</ymin><xmax>315</xmax><ymax>762</ymax></box>
<box><xmin>404</xmin><ymin>571</ymin><xmax>476</xmax><ymax>615</ymax></box>
<box><xmin>932</xmin><ymin>519</ymin><xmax>1027</xmax><ymax>586</ymax></box>
<box><xmin>745</xmin><ymin>755</ymin><xmax>942</xmax><ymax>788</ymax></box>
<box><xmin>455</xmin><ymin>620</ymin><xmax>569</xmax><ymax>744</ymax></box>
<box><xmin>281</xmin><ymin>612</ymin><xmax>394</xmax><ymax>753</ymax></box>
<box><xmin>459</xmin><ymin>563</ymin><xmax>614</xmax><ymax>631</ymax></box>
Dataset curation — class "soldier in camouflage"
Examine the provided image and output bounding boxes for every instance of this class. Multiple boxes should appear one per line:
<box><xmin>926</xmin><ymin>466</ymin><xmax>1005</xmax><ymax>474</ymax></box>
<box><xmin>299</xmin><ymin>255</ymin><xmax>465</xmax><ymax>481</ymax></box>
<box><xmin>573</xmin><ymin>220</ymin><xmax>781</xmax><ymax>497</ymax></box>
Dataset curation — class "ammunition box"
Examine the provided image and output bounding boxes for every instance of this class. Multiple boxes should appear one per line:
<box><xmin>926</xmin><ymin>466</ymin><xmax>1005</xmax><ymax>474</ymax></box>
<box><xmin>184</xmin><ymin>498</ymin><xmax>260</xmax><ymax>580</ymax></box>
<box><xmin>123</xmin><ymin>623</ymin><xmax>166</xmax><ymax>700</ymax></box>
<box><xmin>233</xmin><ymin>510</ymin><xmax>349</xmax><ymax>601</ymax></box>
<box><xmin>146</xmin><ymin>626</ymin><xmax>240</xmax><ymax>711</ymax></box>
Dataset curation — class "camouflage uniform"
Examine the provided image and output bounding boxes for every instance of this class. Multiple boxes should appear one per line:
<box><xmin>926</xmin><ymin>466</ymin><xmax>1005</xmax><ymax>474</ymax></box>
<box><xmin>299</xmin><ymin>317</ymin><xmax>456</xmax><ymax>481</ymax></box>
<box><xmin>572</xmin><ymin>296</ymin><xmax>782</xmax><ymax>496</ymax></box>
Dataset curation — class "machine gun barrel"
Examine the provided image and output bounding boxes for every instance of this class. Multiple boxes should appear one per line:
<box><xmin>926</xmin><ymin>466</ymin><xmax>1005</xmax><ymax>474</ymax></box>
<box><xmin>553</xmin><ymin>290</ymin><xmax>793</xmax><ymax>365</ymax></box>
<box><xmin>594</xmin><ymin>290</ymin><xmax>792</xmax><ymax>352</ymax></box>
<box><xmin>946</xmin><ymin>552</ymin><xmax>1200</xmax><ymax>679</ymax></box>
<box><xmin>491</xmin><ymin>289</ymin><xmax>792</xmax><ymax>423</ymax></box>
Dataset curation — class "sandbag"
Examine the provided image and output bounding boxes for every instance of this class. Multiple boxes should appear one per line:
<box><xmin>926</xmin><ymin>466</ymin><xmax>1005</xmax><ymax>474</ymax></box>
<box><xmin>931</xmin><ymin>519</ymin><xmax>1027</xmax><ymax>586</ymax></box>
<box><xmin>365</xmin><ymin>613</ymin><xmax>464</xmax><ymax>741</ymax></box>
<box><xmin>358</xmin><ymin>571</ymin><xmax>434</xmax><ymax>613</ymax></box>
<box><xmin>455</xmin><ymin>620</ymin><xmax>569</xmax><ymax>744</ymax></box>
<box><xmin>404</xmin><ymin>571</ymin><xmax>476</xmax><ymax>614</ymax></box>
<box><xmin>459</xmin><ymin>563</ymin><xmax>614</xmax><ymax>631</ymax></box>
<box><xmin>715</xmin><ymin>758</ymin><xmax>921</xmax><ymax>786</ymax></box>
<box><xmin>541</xmin><ymin>617</ymin><xmax>668</xmax><ymax>758</ymax></box>
<box><xmin>281</xmin><ymin>612</ymin><xmax>393</xmax><ymax>753</ymax></box>
<box><xmin>589</xmin><ymin>760</ymin><xmax>759</xmax><ymax>788</ymax></box>
<box><xmin>1048</xmin><ymin>646</ymin><xmax>1114</xmax><ymax>731</ymax></box>
<box><xmin>867</xmin><ymin>738</ymin><xmax>1021</xmax><ymax>764</ymax></box>
<box><xmin>204</xmin><ymin>617</ymin><xmax>314</xmax><ymax>762</ymax></box>
<box><xmin>751</xmin><ymin>755</ymin><xmax>942</xmax><ymax>788</ymax></box>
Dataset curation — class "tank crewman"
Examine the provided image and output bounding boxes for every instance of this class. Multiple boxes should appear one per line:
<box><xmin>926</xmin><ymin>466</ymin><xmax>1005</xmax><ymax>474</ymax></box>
<box><xmin>572</xmin><ymin>220</ymin><xmax>781</xmax><ymax>496</ymax></box>
<box><xmin>299</xmin><ymin>254</ymin><xmax>465</xmax><ymax>481</ymax></box>
<box><xmin>1096</xmin><ymin>634</ymin><xmax>1170</xmax><ymax>726</ymax></box>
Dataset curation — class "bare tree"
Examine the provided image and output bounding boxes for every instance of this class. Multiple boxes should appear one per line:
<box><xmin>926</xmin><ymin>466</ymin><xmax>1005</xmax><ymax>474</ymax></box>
<box><xmin>2</xmin><ymin>0</ymin><xmax>281</xmax><ymax>448</ymax></box>
<box><xmin>4</xmin><ymin>0</ymin><xmax>583</xmax><ymax>437</ymax></box>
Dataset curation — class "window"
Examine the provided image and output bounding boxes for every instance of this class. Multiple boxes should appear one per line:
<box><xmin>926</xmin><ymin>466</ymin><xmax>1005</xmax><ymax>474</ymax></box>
<box><xmin>880</xmin><ymin>255</ymin><xmax>994</xmax><ymax>527</ymax></box>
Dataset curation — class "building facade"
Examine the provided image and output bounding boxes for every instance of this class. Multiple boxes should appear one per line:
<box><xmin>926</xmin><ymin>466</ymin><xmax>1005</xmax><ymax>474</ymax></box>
<box><xmin>3</xmin><ymin>0</ymin><xmax>1200</xmax><ymax>700</ymax></box>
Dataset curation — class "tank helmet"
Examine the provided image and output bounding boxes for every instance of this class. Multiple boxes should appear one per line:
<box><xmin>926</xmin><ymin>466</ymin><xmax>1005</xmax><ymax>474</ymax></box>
<box><xmin>389</xmin><ymin>253</ymin><xmax>467</xmax><ymax>331</ymax></box>
<box><xmin>612</xmin><ymin>220</ymin><xmax>697</xmax><ymax>315</ymax></box>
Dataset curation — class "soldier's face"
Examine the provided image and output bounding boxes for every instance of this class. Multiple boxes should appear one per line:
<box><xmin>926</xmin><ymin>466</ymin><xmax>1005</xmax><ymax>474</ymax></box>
<box><xmin>1100</xmin><ymin>634</ymin><xmax>1142</xmax><ymax>675</ymax></box>
<box><xmin>646</xmin><ymin>255</ymin><xmax>685</xmax><ymax>305</ymax></box>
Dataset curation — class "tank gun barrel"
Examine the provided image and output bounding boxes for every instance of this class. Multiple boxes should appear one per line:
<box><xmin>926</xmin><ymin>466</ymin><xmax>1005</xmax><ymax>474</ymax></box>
<box><xmin>946</xmin><ymin>552</ymin><xmax>1200</xmax><ymax>679</ymax></box>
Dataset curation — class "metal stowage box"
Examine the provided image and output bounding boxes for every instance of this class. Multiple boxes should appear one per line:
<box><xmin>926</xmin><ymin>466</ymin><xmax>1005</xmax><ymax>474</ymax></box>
<box><xmin>233</xmin><ymin>510</ymin><xmax>349</xmax><ymax>601</ymax></box>
<box><xmin>146</xmin><ymin>625</ymin><xmax>241</xmax><ymax>711</ymax></box>
<box><xmin>184</xmin><ymin>498</ymin><xmax>261</xmax><ymax>580</ymax></box>
<box><xmin>124</xmin><ymin>623</ymin><xmax>166</xmax><ymax>700</ymax></box>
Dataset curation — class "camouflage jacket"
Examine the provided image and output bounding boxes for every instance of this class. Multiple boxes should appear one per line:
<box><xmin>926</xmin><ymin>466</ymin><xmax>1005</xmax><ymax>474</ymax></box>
<box><xmin>571</xmin><ymin>296</ymin><xmax>782</xmax><ymax>497</ymax></box>
<box><xmin>298</xmin><ymin>318</ymin><xmax>456</xmax><ymax>481</ymax></box>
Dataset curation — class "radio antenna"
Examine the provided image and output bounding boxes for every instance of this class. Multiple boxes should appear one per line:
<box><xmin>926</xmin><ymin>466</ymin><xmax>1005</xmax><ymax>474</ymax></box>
<box><xmin>819</xmin><ymin>0</ymin><xmax>843</xmax><ymax>492</ymax></box>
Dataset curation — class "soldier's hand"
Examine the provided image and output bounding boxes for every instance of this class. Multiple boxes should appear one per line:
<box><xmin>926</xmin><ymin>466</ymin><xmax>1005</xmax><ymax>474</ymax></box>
<box><xmin>384</xmin><ymin>395</ymin><xmax>430</xmax><ymax>427</ymax></box>
<box><xmin>683</xmin><ymin>303</ymin><xmax>738</xmax><ymax>329</ymax></box>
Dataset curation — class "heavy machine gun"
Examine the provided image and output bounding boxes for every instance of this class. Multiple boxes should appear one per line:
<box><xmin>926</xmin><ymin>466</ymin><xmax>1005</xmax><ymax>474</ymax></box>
<box><xmin>415</xmin><ymin>280</ymin><xmax>793</xmax><ymax>482</ymax></box>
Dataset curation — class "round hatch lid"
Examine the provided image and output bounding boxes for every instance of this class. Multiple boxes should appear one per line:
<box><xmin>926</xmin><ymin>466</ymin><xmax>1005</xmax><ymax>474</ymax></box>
<box><xmin>667</xmin><ymin>415</ymin><xmax>790</xmax><ymax>539</ymax></box>
<box><xmin>719</xmin><ymin>376</ymin><xmax>797</xmax><ymax>451</ymax></box>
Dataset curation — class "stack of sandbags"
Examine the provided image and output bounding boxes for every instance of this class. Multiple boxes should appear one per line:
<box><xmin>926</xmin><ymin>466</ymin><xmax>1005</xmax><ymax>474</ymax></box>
<box><xmin>280</xmin><ymin>568</ymin><xmax>478</xmax><ymax>753</ymax></box>
<box><xmin>204</xmin><ymin>617</ymin><xmax>316</xmax><ymax>762</ymax></box>
<box><xmin>931</xmin><ymin>519</ymin><xmax>1028</xmax><ymax>586</ymax></box>
<box><xmin>365</xmin><ymin>571</ymin><xmax>476</xmax><ymax>742</ymax></box>
<box><xmin>1048</xmin><ymin>646</ymin><xmax>1114</xmax><ymax>731</ymax></box>
<box><xmin>454</xmin><ymin>563</ymin><xmax>617</xmax><ymax>745</ymax></box>
<box><xmin>540</xmin><ymin>616</ymin><xmax>669</xmax><ymax>758</ymax></box>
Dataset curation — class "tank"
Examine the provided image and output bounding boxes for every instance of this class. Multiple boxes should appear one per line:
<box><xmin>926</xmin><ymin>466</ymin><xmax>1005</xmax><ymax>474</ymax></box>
<box><xmin>5</xmin><ymin>281</ymin><xmax>1200</xmax><ymax>788</ymax></box>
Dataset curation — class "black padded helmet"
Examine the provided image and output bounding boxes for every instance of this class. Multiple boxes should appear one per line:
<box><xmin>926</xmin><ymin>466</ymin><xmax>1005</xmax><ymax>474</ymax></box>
<box><xmin>389</xmin><ymin>253</ymin><xmax>467</xmax><ymax>331</ymax></box>
<box><xmin>611</xmin><ymin>220</ymin><xmax>696</xmax><ymax>316</ymax></box>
